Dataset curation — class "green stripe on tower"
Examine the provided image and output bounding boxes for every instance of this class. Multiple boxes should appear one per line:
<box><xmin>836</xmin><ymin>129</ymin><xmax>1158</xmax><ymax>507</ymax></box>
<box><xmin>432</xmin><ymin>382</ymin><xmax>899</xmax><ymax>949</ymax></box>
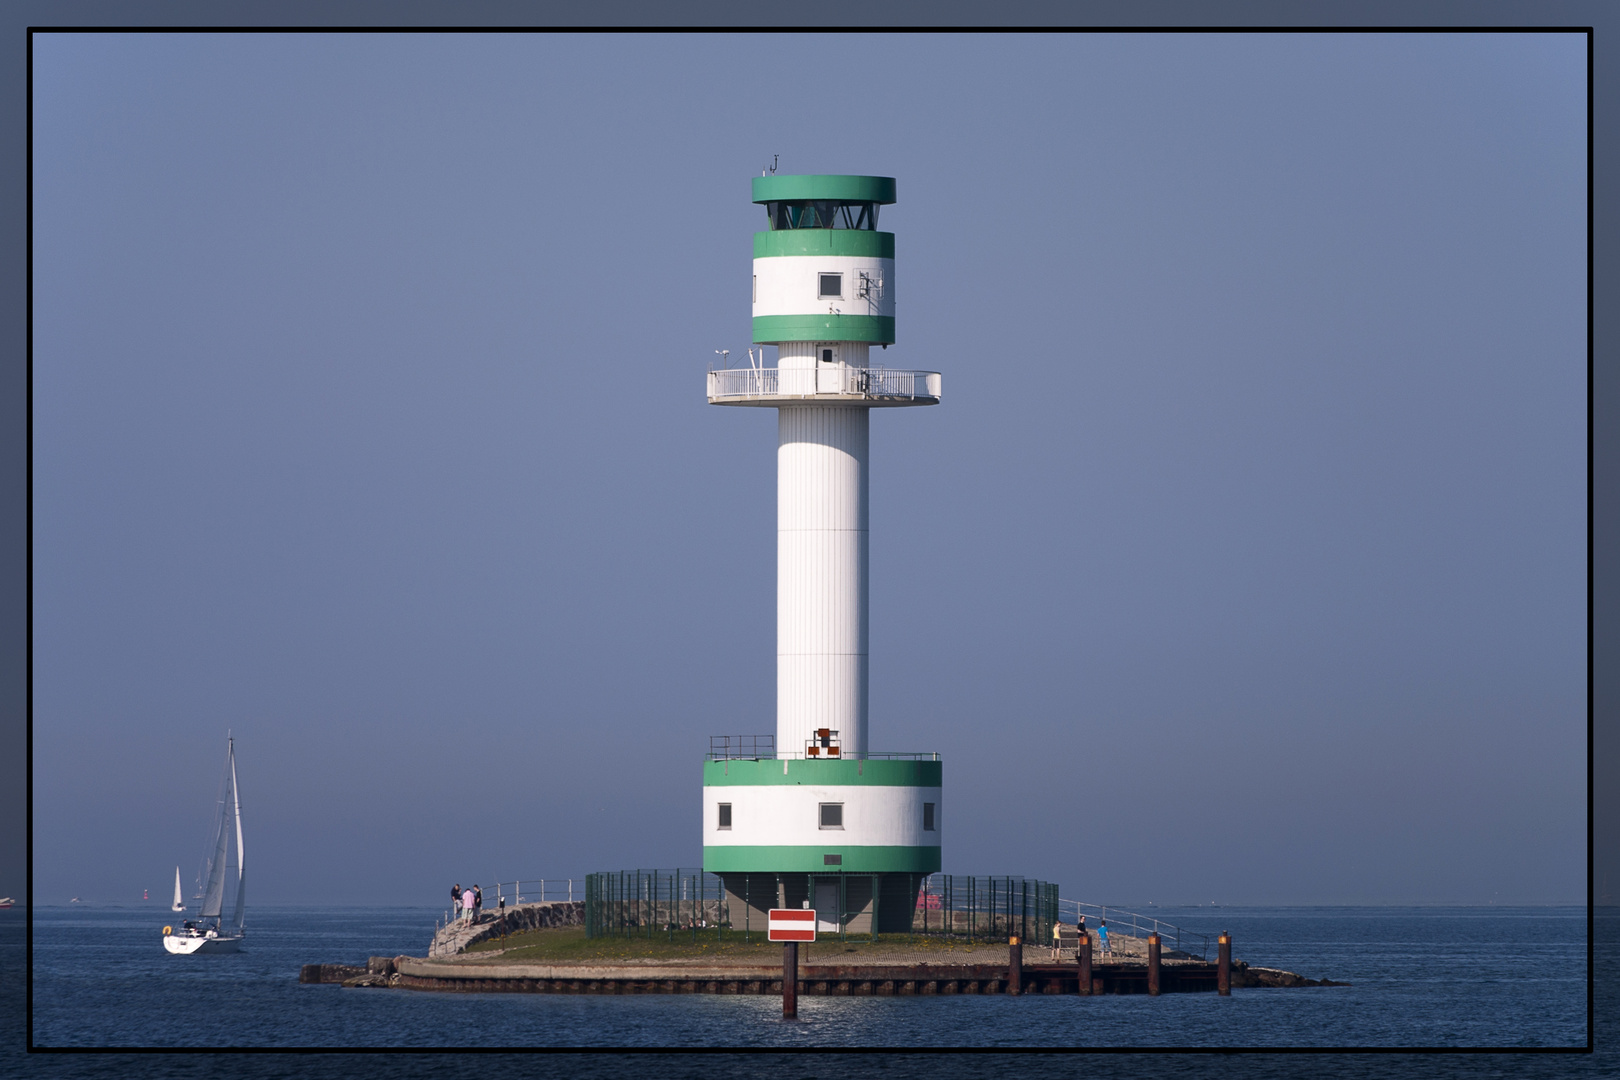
<box><xmin>703</xmin><ymin>758</ymin><xmax>941</xmax><ymax>787</ymax></box>
<box><xmin>752</xmin><ymin>175</ymin><xmax>896</xmax><ymax>204</ymax></box>
<box><xmin>702</xmin><ymin>844</ymin><xmax>942</xmax><ymax>874</ymax></box>
<box><xmin>753</xmin><ymin>314</ymin><xmax>895</xmax><ymax>345</ymax></box>
<box><xmin>754</xmin><ymin>230</ymin><xmax>894</xmax><ymax>259</ymax></box>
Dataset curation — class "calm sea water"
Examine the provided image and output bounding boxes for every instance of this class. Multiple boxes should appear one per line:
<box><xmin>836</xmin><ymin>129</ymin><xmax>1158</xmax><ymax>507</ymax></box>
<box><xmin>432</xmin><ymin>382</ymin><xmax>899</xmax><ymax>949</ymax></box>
<box><xmin>6</xmin><ymin>905</ymin><xmax>1615</xmax><ymax>1079</ymax></box>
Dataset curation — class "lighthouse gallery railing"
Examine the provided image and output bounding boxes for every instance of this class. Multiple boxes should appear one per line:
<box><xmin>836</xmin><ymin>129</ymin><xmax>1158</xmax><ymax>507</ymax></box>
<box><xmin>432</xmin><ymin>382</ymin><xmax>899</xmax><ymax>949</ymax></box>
<box><xmin>708</xmin><ymin>366</ymin><xmax>941</xmax><ymax>402</ymax></box>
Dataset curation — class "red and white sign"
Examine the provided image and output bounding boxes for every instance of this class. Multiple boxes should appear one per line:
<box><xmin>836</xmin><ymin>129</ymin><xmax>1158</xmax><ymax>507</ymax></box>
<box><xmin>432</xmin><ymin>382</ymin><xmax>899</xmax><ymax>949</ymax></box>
<box><xmin>767</xmin><ymin>908</ymin><xmax>817</xmax><ymax>942</ymax></box>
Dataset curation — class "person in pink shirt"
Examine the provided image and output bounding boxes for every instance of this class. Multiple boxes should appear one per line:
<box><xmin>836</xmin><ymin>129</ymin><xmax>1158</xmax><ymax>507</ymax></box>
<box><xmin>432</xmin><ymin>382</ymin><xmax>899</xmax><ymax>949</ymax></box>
<box><xmin>462</xmin><ymin>886</ymin><xmax>476</xmax><ymax>923</ymax></box>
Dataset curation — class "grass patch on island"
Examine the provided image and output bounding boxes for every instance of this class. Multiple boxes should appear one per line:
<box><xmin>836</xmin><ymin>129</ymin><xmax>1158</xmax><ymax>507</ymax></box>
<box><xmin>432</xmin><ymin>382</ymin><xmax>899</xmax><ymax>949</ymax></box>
<box><xmin>460</xmin><ymin>927</ymin><xmax>1006</xmax><ymax>964</ymax></box>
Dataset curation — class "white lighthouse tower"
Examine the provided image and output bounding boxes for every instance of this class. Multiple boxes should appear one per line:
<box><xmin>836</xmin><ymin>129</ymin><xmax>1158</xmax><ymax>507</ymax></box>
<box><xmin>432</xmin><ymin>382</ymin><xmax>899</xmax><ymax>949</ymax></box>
<box><xmin>703</xmin><ymin>174</ymin><xmax>943</xmax><ymax>936</ymax></box>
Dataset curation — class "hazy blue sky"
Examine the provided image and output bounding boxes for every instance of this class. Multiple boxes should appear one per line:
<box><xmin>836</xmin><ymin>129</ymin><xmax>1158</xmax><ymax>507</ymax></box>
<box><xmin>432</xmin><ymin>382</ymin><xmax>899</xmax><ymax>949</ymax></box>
<box><xmin>29</xmin><ymin>31</ymin><xmax>1585</xmax><ymax>907</ymax></box>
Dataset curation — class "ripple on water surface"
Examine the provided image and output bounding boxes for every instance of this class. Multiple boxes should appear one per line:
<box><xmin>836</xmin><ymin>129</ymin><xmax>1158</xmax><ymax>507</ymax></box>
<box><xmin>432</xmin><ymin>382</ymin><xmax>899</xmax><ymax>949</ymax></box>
<box><xmin>24</xmin><ymin>905</ymin><xmax>1588</xmax><ymax>1048</ymax></box>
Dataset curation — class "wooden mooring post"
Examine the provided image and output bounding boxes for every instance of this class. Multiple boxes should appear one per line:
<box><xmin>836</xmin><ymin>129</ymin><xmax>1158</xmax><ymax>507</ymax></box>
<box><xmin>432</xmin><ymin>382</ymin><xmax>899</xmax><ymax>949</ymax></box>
<box><xmin>1077</xmin><ymin>928</ymin><xmax>1092</xmax><ymax>995</ymax></box>
<box><xmin>782</xmin><ymin>941</ymin><xmax>798</xmax><ymax>1018</ymax></box>
<box><xmin>1008</xmin><ymin>935</ymin><xmax>1023</xmax><ymax>995</ymax></box>
<box><xmin>1217</xmin><ymin>932</ymin><xmax>1231</xmax><ymax>996</ymax></box>
<box><xmin>1147</xmin><ymin>933</ymin><xmax>1161</xmax><ymax>996</ymax></box>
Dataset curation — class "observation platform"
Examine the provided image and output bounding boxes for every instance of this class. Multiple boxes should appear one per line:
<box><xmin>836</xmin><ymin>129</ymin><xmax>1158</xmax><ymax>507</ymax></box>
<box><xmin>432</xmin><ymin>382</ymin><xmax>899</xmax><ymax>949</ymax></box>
<box><xmin>707</xmin><ymin>367</ymin><xmax>941</xmax><ymax>407</ymax></box>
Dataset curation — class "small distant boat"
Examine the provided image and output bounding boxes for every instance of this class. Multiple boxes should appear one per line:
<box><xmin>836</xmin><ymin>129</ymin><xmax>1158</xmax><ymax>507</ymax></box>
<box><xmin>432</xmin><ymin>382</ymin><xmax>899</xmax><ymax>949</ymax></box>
<box><xmin>0</xmin><ymin>898</ymin><xmax>13</xmax><ymax>909</ymax></box>
<box><xmin>164</xmin><ymin>736</ymin><xmax>246</xmax><ymax>955</ymax></box>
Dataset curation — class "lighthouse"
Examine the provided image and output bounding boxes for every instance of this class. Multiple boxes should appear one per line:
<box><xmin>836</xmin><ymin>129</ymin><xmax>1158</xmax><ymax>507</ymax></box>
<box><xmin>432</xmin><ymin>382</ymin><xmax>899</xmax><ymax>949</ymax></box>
<box><xmin>703</xmin><ymin>175</ymin><xmax>943</xmax><ymax>936</ymax></box>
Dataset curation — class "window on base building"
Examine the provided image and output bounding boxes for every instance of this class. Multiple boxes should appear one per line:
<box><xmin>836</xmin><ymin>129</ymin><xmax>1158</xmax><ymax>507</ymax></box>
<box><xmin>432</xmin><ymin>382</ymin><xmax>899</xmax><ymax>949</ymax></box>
<box><xmin>718</xmin><ymin>803</ymin><xmax>731</xmax><ymax>829</ymax></box>
<box><xmin>819</xmin><ymin>803</ymin><xmax>843</xmax><ymax>829</ymax></box>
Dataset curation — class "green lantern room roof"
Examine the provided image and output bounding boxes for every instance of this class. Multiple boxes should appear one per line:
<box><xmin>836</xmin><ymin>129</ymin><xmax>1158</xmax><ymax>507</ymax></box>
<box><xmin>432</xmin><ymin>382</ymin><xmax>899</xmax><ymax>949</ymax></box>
<box><xmin>752</xmin><ymin>174</ymin><xmax>896</xmax><ymax>205</ymax></box>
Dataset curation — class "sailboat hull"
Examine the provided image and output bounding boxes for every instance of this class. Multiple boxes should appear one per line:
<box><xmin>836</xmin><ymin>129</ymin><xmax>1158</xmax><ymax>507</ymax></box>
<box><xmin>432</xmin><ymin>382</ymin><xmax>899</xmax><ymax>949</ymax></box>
<box><xmin>163</xmin><ymin>932</ymin><xmax>241</xmax><ymax>955</ymax></box>
<box><xmin>168</xmin><ymin>737</ymin><xmax>246</xmax><ymax>955</ymax></box>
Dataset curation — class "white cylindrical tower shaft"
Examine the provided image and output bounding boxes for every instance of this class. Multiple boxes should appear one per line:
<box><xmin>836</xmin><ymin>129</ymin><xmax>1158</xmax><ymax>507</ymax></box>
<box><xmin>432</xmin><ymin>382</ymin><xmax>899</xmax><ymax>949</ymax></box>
<box><xmin>705</xmin><ymin>173</ymin><xmax>942</xmax><ymax>893</ymax></box>
<box><xmin>777</xmin><ymin>402</ymin><xmax>869</xmax><ymax>759</ymax></box>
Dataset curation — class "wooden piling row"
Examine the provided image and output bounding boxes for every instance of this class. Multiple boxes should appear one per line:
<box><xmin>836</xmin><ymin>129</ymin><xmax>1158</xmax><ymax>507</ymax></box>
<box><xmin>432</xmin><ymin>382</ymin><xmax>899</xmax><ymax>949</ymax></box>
<box><xmin>394</xmin><ymin>972</ymin><xmax>1025</xmax><ymax>994</ymax></box>
<box><xmin>391</xmin><ymin>965</ymin><xmax>1223</xmax><ymax>996</ymax></box>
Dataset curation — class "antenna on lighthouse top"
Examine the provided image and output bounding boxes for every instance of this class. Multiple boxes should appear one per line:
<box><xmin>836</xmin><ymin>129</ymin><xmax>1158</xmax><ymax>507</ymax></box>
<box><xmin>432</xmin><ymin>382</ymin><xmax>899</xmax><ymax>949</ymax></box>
<box><xmin>765</xmin><ymin>154</ymin><xmax>778</xmax><ymax>176</ymax></box>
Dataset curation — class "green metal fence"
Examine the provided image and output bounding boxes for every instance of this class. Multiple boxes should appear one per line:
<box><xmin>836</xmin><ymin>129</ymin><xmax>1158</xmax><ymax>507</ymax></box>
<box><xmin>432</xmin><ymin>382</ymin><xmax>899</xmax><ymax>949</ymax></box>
<box><xmin>584</xmin><ymin>869</ymin><xmax>728</xmax><ymax>942</ymax></box>
<box><xmin>913</xmin><ymin>875</ymin><xmax>1060</xmax><ymax>944</ymax></box>
<box><xmin>586</xmin><ymin>869</ymin><xmax>1058</xmax><ymax>946</ymax></box>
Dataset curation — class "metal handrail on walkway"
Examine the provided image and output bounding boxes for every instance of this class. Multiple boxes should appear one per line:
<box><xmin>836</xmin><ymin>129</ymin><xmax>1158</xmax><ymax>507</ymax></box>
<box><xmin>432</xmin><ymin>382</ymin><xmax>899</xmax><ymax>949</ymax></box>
<box><xmin>436</xmin><ymin>878</ymin><xmax>585</xmax><ymax>934</ymax></box>
<box><xmin>1057</xmin><ymin>899</ymin><xmax>1211</xmax><ymax>960</ymax></box>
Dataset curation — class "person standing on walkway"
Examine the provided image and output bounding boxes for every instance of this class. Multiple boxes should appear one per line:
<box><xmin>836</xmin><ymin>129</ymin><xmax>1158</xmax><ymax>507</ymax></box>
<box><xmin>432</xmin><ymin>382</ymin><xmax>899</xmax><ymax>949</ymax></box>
<box><xmin>451</xmin><ymin>883</ymin><xmax>462</xmax><ymax>922</ymax></box>
<box><xmin>473</xmin><ymin>884</ymin><xmax>483</xmax><ymax>922</ymax></box>
<box><xmin>1052</xmin><ymin>918</ymin><xmax>1065</xmax><ymax>960</ymax></box>
<box><xmin>462</xmin><ymin>885</ymin><xmax>476</xmax><ymax>923</ymax></box>
<box><xmin>1098</xmin><ymin>919</ymin><xmax>1110</xmax><ymax>959</ymax></box>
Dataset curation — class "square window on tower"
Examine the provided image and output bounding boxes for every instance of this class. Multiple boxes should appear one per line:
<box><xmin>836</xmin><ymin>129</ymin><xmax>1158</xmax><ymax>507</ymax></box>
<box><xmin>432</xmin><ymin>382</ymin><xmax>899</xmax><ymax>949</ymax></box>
<box><xmin>818</xmin><ymin>272</ymin><xmax>843</xmax><ymax>299</ymax></box>
<box><xmin>819</xmin><ymin>803</ymin><xmax>844</xmax><ymax>829</ymax></box>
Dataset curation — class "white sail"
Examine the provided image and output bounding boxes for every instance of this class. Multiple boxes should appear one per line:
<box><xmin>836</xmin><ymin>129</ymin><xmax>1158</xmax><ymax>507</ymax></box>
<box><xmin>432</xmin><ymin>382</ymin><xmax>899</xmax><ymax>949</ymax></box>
<box><xmin>199</xmin><ymin>744</ymin><xmax>234</xmax><ymax>918</ymax></box>
<box><xmin>171</xmin><ymin>866</ymin><xmax>184</xmax><ymax>912</ymax></box>
<box><xmin>229</xmin><ymin>742</ymin><xmax>245</xmax><ymax>932</ymax></box>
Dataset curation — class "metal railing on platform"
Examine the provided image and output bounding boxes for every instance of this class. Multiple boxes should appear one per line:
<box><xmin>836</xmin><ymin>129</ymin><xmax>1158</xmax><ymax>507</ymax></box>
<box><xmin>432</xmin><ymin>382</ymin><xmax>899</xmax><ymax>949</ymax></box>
<box><xmin>707</xmin><ymin>366</ymin><xmax>941</xmax><ymax>403</ymax></box>
<box><xmin>435</xmin><ymin>877</ymin><xmax>585</xmax><ymax>934</ymax></box>
<box><xmin>1057</xmin><ymin>899</ymin><xmax>1211</xmax><ymax>960</ymax></box>
<box><xmin>708</xmin><ymin>735</ymin><xmax>775</xmax><ymax>760</ymax></box>
<box><xmin>706</xmin><ymin>736</ymin><xmax>940</xmax><ymax>762</ymax></box>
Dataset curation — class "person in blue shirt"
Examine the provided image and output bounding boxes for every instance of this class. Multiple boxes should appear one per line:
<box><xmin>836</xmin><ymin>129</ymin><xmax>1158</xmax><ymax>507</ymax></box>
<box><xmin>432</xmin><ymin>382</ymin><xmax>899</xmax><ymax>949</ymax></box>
<box><xmin>1098</xmin><ymin>919</ymin><xmax>1110</xmax><ymax>958</ymax></box>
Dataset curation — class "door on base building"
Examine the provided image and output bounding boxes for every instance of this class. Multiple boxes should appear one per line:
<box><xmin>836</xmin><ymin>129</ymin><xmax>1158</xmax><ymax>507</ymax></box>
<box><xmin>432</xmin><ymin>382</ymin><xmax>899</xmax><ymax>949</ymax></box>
<box><xmin>814</xmin><ymin>881</ymin><xmax>839</xmax><ymax>933</ymax></box>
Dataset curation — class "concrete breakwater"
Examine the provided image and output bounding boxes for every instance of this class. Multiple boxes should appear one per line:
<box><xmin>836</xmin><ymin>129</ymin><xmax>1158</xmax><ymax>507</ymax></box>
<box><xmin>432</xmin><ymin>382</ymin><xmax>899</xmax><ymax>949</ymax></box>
<box><xmin>391</xmin><ymin>957</ymin><xmax>1178</xmax><ymax>995</ymax></box>
<box><xmin>307</xmin><ymin>955</ymin><xmax>1342</xmax><ymax>995</ymax></box>
<box><xmin>304</xmin><ymin>924</ymin><xmax>1345</xmax><ymax>995</ymax></box>
<box><xmin>427</xmin><ymin>901</ymin><xmax>584</xmax><ymax>958</ymax></box>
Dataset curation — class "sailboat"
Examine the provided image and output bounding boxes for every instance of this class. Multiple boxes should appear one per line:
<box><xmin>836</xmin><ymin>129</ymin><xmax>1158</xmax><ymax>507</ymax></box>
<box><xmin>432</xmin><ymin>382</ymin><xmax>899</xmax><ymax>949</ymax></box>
<box><xmin>164</xmin><ymin>736</ymin><xmax>245</xmax><ymax>954</ymax></box>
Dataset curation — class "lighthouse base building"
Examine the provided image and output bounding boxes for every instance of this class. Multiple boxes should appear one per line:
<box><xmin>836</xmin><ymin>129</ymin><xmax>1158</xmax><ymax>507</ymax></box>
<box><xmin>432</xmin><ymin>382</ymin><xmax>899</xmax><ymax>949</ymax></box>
<box><xmin>703</xmin><ymin>756</ymin><xmax>941</xmax><ymax>934</ymax></box>
<box><xmin>703</xmin><ymin>174</ymin><xmax>942</xmax><ymax>936</ymax></box>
